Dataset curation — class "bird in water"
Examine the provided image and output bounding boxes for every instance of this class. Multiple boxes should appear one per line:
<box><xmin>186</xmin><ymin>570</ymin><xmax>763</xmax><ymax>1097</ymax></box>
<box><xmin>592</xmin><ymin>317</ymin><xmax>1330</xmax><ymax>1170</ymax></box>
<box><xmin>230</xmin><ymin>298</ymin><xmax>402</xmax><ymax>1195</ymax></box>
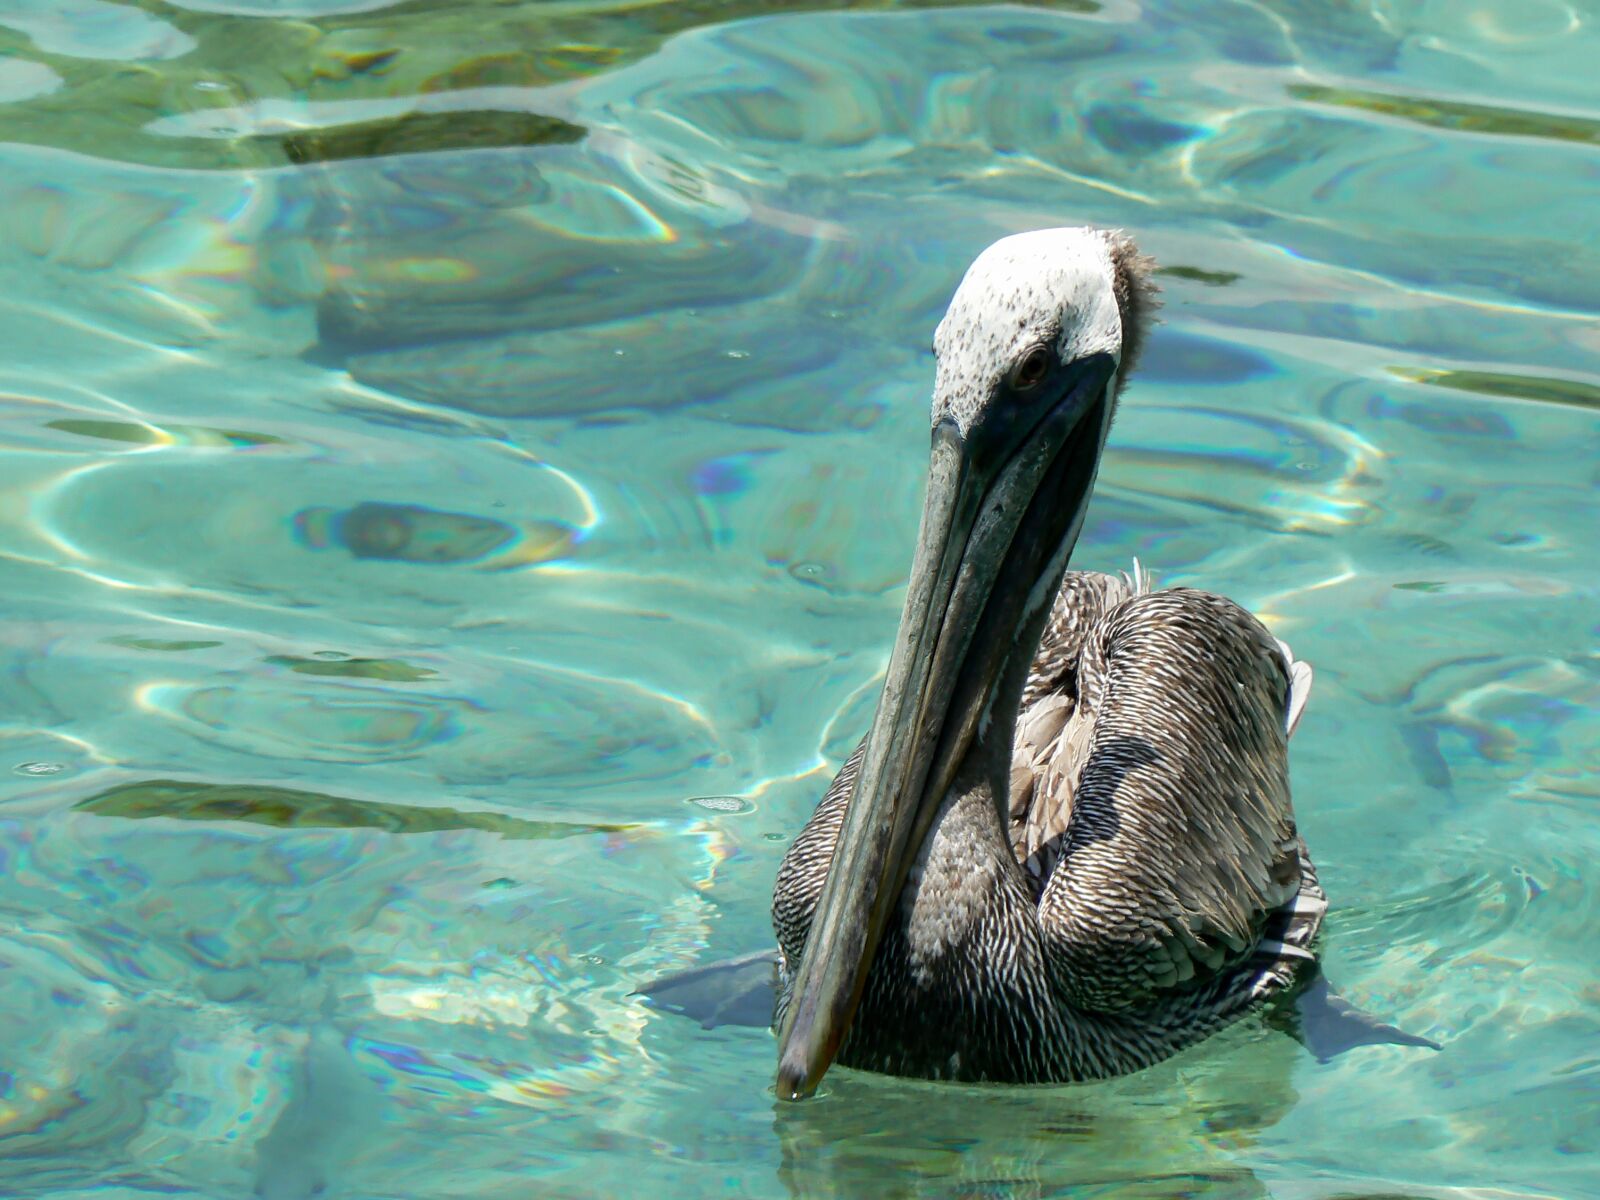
<box><xmin>643</xmin><ymin>227</ymin><xmax>1436</xmax><ymax>1098</ymax></box>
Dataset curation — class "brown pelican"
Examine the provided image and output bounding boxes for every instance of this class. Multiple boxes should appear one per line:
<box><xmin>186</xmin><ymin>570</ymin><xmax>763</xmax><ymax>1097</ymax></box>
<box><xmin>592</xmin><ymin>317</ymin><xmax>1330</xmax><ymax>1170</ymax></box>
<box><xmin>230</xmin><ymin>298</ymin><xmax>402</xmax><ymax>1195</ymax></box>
<box><xmin>642</xmin><ymin>227</ymin><xmax>1434</xmax><ymax>1096</ymax></box>
<box><xmin>765</xmin><ymin>227</ymin><xmax>1436</xmax><ymax>1100</ymax></box>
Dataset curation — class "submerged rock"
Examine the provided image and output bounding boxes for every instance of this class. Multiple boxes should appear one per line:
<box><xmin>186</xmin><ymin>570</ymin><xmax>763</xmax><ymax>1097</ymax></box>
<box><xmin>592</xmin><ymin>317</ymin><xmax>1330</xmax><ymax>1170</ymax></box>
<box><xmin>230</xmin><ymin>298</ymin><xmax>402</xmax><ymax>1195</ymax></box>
<box><xmin>293</xmin><ymin>500</ymin><xmax>576</xmax><ymax>568</ymax></box>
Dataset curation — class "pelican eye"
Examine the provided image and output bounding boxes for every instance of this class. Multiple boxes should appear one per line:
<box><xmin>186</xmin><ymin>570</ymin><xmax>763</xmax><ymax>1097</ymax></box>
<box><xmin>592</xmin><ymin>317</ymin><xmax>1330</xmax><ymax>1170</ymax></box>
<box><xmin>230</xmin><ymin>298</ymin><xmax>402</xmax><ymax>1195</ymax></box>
<box><xmin>1009</xmin><ymin>345</ymin><xmax>1052</xmax><ymax>391</ymax></box>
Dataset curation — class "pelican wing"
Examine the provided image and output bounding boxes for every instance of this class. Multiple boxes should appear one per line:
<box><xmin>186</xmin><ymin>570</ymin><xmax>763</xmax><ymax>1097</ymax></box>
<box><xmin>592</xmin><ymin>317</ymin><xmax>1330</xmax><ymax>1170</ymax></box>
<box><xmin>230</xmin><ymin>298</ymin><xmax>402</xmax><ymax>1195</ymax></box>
<box><xmin>1010</xmin><ymin>569</ymin><xmax>1141</xmax><ymax>879</ymax></box>
<box><xmin>1018</xmin><ymin>584</ymin><xmax>1309</xmax><ymax>1014</ymax></box>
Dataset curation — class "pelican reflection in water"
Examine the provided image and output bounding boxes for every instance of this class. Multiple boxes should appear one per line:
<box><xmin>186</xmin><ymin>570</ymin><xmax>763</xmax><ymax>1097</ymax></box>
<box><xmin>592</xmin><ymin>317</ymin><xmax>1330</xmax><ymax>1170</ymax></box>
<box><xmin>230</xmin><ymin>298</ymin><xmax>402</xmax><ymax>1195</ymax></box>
<box><xmin>646</xmin><ymin>228</ymin><xmax>1435</xmax><ymax>1098</ymax></box>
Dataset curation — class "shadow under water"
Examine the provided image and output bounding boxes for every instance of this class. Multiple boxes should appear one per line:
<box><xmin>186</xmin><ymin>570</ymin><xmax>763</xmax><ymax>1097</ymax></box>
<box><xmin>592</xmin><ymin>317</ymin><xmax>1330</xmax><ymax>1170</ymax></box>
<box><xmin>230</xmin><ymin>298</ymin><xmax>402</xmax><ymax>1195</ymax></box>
<box><xmin>75</xmin><ymin>778</ymin><xmax>635</xmax><ymax>840</ymax></box>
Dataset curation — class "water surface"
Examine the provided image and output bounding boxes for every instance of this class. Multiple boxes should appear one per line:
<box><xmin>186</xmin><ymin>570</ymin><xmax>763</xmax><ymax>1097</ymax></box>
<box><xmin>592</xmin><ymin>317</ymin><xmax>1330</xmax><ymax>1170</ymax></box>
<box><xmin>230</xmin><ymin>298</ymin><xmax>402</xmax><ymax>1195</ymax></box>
<box><xmin>0</xmin><ymin>0</ymin><xmax>1596</xmax><ymax>1197</ymax></box>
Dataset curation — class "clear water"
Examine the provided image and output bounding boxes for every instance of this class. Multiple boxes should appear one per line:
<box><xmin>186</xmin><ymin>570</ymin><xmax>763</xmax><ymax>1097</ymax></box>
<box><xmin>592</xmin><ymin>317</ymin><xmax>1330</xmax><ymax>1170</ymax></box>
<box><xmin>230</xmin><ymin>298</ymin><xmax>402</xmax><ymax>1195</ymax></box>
<box><xmin>1</xmin><ymin>0</ymin><xmax>1596</xmax><ymax>1195</ymax></box>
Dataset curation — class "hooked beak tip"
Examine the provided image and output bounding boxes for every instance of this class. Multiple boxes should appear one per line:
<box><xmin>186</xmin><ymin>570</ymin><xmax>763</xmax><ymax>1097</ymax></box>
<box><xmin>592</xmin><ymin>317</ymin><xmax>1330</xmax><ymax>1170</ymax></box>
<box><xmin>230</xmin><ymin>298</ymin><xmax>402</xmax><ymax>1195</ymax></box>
<box><xmin>776</xmin><ymin>1055</ymin><xmax>817</xmax><ymax>1102</ymax></box>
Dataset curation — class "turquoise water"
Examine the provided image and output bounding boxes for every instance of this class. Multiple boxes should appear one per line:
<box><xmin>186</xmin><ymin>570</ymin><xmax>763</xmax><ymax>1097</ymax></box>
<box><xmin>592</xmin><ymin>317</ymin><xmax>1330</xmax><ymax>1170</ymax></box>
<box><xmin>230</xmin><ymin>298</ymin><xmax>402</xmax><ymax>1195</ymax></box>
<box><xmin>1</xmin><ymin>0</ymin><xmax>1597</xmax><ymax>1195</ymax></box>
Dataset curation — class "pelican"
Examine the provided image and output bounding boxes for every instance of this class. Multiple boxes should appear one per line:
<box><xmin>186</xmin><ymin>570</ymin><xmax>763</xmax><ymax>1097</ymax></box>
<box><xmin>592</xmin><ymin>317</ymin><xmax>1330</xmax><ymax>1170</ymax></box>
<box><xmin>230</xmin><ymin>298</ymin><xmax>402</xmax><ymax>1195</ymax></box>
<box><xmin>640</xmin><ymin>227</ymin><xmax>1434</xmax><ymax>1096</ymax></box>
<box><xmin>764</xmin><ymin>227</ymin><xmax>1434</xmax><ymax>1100</ymax></box>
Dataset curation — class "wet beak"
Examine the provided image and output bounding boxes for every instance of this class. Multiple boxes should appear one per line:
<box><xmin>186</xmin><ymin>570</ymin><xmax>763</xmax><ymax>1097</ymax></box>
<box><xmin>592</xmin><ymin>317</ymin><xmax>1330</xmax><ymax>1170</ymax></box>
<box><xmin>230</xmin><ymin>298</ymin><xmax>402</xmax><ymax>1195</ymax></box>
<box><xmin>774</xmin><ymin>352</ymin><xmax>1116</xmax><ymax>1100</ymax></box>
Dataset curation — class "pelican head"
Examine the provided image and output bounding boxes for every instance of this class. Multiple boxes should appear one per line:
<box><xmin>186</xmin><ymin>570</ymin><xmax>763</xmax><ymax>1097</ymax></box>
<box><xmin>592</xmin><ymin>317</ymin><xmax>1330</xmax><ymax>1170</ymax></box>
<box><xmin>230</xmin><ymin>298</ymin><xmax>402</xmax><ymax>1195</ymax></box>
<box><xmin>775</xmin><ymin>227</ymin><xmax>1157</xmax><ymax>1099</ymax></box>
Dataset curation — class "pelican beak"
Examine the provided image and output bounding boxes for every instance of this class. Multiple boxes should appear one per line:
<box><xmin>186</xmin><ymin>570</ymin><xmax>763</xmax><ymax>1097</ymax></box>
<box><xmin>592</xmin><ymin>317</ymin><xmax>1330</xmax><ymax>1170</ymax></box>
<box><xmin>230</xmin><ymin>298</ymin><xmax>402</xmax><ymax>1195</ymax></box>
<box><xmin>774</xmin><ymin>351</ymin><xmax>1117</xmax><ymax>1100</ymax></box>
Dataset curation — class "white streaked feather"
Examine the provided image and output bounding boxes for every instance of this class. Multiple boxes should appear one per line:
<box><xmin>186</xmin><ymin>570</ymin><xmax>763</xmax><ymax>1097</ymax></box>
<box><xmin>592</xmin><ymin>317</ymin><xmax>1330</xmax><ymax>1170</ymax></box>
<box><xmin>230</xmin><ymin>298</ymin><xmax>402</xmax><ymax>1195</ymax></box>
<box><xmin>1254</xmin><ymin>940</ymin><xmax>1317</xmax><ymax>962</ymax></box>
<box><xmin>1118</xmin><ymin>557</ymin><xmax>1157</xmax><ymax>596</ymax></box>
<box><xmin>1275</xmin><ymin>637</ymin><xmax>1314</xmax><ymax>737</ymax></box>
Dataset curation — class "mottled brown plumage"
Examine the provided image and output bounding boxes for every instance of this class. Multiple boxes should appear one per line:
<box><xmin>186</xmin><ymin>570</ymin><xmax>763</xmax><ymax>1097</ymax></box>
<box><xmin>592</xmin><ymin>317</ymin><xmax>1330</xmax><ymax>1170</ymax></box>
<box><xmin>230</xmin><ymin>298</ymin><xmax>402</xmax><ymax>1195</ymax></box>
<box><xmin>774</xmin><ymin>568</ymin><xmax>1322</xmax><ymax>1082</ymax></box>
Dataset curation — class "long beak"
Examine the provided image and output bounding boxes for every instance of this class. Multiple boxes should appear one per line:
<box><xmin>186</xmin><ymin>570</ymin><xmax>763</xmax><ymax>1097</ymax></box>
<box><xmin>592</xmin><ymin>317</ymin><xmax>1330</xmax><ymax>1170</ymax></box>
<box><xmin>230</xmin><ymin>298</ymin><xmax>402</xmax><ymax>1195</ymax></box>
<box><xmin>774</xmin><ymin>353</ymin><xmax>1116</xmax><ymax>1100</ymax></box>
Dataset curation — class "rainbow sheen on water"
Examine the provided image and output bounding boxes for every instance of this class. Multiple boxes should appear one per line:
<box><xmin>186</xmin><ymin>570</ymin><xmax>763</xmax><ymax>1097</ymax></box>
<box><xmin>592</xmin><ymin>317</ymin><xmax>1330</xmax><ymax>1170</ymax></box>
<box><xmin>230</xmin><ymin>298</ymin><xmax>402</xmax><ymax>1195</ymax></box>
<box><xmin>0</xmin><ymin>0</ymin><xmax>1596</xmax><ymax>1197</ymax></box>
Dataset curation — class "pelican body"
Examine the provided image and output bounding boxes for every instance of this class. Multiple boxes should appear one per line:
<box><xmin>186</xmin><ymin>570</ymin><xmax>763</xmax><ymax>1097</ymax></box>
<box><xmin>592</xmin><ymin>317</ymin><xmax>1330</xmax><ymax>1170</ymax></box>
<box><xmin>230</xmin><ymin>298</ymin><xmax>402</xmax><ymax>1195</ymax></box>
<box><xmin>771</xmin><ymin>229</ymin><xmax>1324</xmax><ymax>1099</ymax></box>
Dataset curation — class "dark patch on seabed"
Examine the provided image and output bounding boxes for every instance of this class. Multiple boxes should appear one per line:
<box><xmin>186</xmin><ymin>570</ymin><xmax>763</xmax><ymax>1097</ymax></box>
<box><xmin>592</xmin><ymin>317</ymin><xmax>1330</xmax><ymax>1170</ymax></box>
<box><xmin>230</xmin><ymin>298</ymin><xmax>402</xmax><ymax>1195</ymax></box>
<box><xmin>1392</xmin><ymin>366</ymin><xmax>1600</xmax><ymax>413</ymax></box>
<box><xmin>293</xmin><ymin>501</ymin><xmax>574</xmax><ymax>568</ymax></box>
<box><xmin>76</xmin><ymin>778</ymin><xmax>634</xmax><ymax>840</ymax></box>
<box><xmin>276</xmin><ymin>109</ymin><xmax>586</xmax><ymax>165</ymax></box>
<box><xmin>1156</xmin><ymin>265</ymin><xmax>1242</xmax><ymax>287</ymax></box>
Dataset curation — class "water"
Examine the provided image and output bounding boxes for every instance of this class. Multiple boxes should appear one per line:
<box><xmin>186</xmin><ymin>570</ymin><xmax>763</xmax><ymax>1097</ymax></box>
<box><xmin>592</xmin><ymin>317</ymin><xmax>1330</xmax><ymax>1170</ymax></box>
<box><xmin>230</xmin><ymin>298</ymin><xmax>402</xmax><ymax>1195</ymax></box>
<box><xmin>1</xmin><ymin>0</ymin><xmax>1596</xmax><ymax>1195</ymax></box>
